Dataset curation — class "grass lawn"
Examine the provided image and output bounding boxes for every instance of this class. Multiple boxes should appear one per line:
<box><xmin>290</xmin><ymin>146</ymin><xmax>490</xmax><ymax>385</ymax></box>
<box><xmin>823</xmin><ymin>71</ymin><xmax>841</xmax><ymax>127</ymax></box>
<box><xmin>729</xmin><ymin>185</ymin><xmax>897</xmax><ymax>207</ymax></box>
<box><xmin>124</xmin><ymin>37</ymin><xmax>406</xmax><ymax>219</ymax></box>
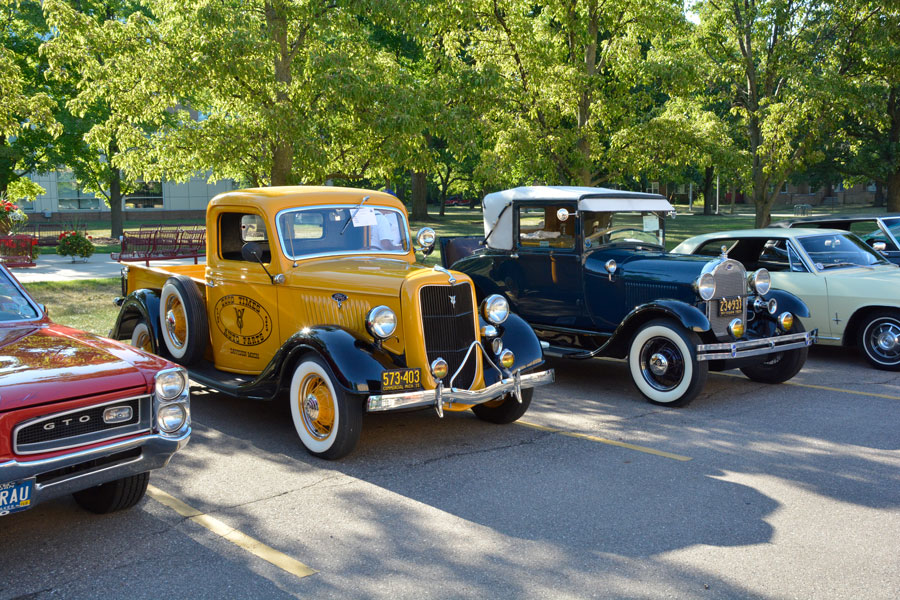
<box><xmin>26</xmin><ymin>279</ymin><xmax>121</xmax><ymax>337</ymax></box>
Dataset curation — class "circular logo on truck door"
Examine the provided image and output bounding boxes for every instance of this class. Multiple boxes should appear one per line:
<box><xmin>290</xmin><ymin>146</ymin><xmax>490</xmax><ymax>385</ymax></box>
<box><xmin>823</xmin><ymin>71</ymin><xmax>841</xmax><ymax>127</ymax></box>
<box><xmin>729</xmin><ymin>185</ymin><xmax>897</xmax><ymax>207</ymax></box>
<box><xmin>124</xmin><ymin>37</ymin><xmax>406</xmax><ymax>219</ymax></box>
<box><xmin>214</xmin><ymin>295</ymin><xmax>273</xmax><ymax>346</ymax></box>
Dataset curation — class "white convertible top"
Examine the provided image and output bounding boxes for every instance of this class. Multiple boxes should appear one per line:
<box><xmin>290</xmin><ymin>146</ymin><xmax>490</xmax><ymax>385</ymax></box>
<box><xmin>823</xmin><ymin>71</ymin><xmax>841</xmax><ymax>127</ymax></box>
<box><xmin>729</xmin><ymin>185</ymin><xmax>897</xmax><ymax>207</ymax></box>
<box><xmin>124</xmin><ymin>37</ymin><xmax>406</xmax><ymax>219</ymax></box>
<box><xmin>482</xmin><ymin>186</ymin><xmax>673</xmax><ymax>250</ymax></box>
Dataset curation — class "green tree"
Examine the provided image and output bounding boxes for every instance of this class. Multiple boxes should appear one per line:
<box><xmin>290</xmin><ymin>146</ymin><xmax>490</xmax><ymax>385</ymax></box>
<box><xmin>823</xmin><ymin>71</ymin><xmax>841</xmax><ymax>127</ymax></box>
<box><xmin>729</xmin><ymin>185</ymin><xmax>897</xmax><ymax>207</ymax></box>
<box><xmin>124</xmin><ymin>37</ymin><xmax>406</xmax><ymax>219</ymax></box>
<box><xmin>692</xmin><ymin>0</ymin><xmax>855</xmax><ymax>227</ymax></box>
<box><xmin>453</xmin><ymin>0</ymin><xmax>682</xmax><ymax>188</ymax></box>
<box><xmin>0</xmin><ymin>0</ymin><xmax>61</xmax><ymax>200</ymax></box>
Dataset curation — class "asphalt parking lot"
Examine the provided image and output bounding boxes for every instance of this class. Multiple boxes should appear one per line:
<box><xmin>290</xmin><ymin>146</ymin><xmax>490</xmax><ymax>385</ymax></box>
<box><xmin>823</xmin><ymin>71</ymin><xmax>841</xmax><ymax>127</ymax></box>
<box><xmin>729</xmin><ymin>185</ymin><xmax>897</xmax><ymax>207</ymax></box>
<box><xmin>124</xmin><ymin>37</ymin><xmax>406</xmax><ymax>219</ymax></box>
<box><xmin>2</xmin><ymin>345</ymin><xmax>898</xmax><ymax>600</ymax></box>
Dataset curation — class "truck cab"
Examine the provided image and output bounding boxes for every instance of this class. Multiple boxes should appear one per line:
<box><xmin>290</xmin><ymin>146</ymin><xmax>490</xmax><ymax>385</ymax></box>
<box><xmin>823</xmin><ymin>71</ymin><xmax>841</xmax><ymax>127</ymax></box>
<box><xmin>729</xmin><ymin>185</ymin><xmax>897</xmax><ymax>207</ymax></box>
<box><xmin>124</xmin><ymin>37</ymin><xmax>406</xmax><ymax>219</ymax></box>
<box><xmin>112</xmin><ymin>186</ymin><xmax>553</xmax><ymax>459</ymax></box>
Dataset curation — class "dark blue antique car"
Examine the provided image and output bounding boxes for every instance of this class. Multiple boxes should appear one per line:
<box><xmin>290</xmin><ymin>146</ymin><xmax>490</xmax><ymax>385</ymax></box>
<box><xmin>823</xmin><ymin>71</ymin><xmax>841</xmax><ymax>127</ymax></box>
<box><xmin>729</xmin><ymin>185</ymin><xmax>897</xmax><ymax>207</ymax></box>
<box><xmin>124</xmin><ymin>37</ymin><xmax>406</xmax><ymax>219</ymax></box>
<box><xmin>443</xmin><ymin>186</ymin><xmax>816</xmax><ymax>406</ymax></box>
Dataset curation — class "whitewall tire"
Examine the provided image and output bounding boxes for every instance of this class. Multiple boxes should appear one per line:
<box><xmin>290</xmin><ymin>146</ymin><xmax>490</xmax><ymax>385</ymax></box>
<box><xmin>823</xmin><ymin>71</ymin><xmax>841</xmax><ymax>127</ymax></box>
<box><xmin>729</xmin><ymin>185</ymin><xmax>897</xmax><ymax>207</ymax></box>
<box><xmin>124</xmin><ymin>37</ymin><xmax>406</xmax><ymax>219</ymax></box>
<box><xmin>289</xmin><ymin>356</ymin><xmax>361</xmax><ymax>459</ymax></box>
<box><xmin>159</xmin><ymin>275</ymin><xmax>208</xmax><ymax>365</ymax></box>
<box><xmin>628</xmin><ymin>319</ymin><xmax>707</xmax><ymax>407</ymax></box>
<box><xmin>130</xmin><ymin>321</ymin><xmax>155</xmax><ymax>354</ymax></box>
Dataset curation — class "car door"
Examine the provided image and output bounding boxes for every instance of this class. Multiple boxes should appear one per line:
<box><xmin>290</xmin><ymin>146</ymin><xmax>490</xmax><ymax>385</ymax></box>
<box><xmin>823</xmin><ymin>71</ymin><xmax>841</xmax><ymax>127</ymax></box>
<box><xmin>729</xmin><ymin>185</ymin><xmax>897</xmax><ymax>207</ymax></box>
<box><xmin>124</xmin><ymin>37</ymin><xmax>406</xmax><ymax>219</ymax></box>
<box><xmin>507</xmin><ymin>202</ymin><xmax>587</xmax><ymax>328</ymax></box>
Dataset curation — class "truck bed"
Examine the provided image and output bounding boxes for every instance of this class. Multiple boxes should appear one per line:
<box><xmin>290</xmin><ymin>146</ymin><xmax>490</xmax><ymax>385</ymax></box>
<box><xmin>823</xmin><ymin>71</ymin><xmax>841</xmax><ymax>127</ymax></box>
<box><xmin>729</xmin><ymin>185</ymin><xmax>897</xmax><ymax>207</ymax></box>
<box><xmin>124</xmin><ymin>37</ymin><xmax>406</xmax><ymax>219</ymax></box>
<box><xmin>127</xmin><ymin>263</ymin><xmax>206</xmax><ymax>292</ymax></box>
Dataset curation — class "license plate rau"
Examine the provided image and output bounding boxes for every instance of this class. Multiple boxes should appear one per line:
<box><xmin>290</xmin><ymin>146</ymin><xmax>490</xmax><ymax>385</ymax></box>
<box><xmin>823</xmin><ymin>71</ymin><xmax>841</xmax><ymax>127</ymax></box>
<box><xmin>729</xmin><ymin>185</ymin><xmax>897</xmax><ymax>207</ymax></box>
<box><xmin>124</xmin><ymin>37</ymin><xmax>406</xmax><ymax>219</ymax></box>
<box><xmin>0</xmin><ymin>479</ymin><xmax>34</xmax><ymax>516</ymax></box>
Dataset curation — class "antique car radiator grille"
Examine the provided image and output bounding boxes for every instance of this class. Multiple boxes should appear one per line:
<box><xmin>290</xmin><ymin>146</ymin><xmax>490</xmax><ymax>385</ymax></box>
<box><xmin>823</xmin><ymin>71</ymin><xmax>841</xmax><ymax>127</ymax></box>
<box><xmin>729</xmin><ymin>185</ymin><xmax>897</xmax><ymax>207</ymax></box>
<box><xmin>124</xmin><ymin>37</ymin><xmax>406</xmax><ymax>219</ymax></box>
<box><xmin>14</xmin><ymin>396</ymin><xmax>151</xmax><ymax>455</ymax></box>
<box><xmin>420</xmin><ymin>283</ymin><xmax>477</xmax><ymax>389</ymax></box>
<box><xmin>707</xmin><ymin>259</ymin><xmax>748</xmax><ymax>338</ymax></box>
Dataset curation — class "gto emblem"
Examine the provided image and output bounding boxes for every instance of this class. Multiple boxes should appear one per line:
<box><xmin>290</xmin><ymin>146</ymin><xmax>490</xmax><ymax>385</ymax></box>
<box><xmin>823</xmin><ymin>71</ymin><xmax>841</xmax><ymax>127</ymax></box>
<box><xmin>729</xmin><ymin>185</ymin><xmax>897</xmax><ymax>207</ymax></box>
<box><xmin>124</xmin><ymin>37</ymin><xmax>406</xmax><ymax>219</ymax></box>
<box><xmin>332</xmin><ymin>293</ymin><xmax>348</xmax><ymax>309</ymax></box>
<box><xmin>43</xmin><ymin>415</ymin><xmax>90</xmax><ymax>430</ymax></box>
<box><xmin>103</xmin><ymin>406</ymin><xmax>133</xmax><ymax>424</ymax></box>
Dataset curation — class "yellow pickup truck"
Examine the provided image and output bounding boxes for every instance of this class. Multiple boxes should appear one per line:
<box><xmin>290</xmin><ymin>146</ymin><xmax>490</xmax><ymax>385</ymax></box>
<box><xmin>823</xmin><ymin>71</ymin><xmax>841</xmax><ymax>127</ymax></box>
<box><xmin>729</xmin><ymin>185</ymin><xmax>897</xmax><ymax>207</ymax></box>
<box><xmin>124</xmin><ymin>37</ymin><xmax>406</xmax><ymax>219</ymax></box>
<box><xmin>111</xmin><ymin>186</ymin><xmax>553</xmax><ymax>459</ymax></box>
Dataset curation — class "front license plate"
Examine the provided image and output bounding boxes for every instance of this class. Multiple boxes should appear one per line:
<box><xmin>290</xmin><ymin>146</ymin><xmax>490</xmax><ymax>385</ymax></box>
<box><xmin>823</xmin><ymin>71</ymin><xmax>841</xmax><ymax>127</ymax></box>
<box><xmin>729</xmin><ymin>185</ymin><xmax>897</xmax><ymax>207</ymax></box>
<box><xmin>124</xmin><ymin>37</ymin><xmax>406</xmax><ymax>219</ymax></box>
<box><xmin>718</xmin><ymin>296</ymin><xmax>743</xmax><ymax>317</ymax></box>
<box><xmin>382</xmin><ymin>368</ymin><xmax>422</xmax><ymax>392</ymax></box>
<box><xmin>0</xmin><ymin>478</ymin><xmax>35</xmax><ymax>516</ymax></box>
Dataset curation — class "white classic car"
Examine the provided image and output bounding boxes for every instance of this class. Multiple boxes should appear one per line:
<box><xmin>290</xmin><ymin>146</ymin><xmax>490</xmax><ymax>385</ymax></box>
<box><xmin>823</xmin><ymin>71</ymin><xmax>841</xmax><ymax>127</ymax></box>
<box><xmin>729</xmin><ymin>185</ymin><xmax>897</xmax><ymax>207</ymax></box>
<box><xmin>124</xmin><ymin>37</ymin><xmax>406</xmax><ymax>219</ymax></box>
<box><xmin>672</xmin><ymin>228</ymin><xmax>900</xmax><ymax>370</ymax></box>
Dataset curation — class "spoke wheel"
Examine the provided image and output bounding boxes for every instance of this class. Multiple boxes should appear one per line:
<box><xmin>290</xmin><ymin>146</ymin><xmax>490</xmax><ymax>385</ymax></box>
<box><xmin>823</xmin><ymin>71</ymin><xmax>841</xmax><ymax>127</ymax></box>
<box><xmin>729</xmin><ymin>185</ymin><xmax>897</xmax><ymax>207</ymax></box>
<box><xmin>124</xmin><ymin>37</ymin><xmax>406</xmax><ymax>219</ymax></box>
<box><xmin>158</xmin><ymin>275</ymin><xmax>208</xmax><ymax>365</ymax></box>
<box><xmin>859</xmin><ymin>311</ymin><xmax>900</xmax><ymax>371</ymax></box>
<box><xmin>628</xmin><ymin>319</ymin><xmax>707</xmax><ymax>407</ymax></box>
<box><xmin>130</xmin><ymin>321</ymin><xmax>155</xmax><ymax>354</ymax></box>
<box><xmin>289</xmin><ymin>356</ymin><xmax>362</xmax><ymax>459</ymax></box>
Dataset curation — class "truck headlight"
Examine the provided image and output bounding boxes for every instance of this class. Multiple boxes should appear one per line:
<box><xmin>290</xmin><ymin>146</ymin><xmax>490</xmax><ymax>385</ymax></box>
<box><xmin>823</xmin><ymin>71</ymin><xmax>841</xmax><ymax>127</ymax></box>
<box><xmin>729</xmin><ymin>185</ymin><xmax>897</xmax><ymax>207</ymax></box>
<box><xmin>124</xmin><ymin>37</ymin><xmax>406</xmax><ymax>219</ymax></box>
<box><xmin>778</xmin><ymin>312</ymin><xmax>794</xmax><ymax>331</ymax></box>
<box><xmin>366</xmin><ymin>305</ymin><xmax>397</xmax><ymax>339</ymax></box>
<box><xmin>481</xmin><ymin>294</ymin><xmax>509</xmax><ymax>325</ymax></box>
<box><xmin>157</xmin><ymin>403</ymin><xmax>188</xmax><ymax>433</ymax></box>
<box><xmin>695</xmin><ymin>272</ymin><xmax>716</xmax><ymax>301</ymax></box>
<box><xmin>749</xmin><ymin>269</ymin><xmax>771</xmax><ymax>296</ymax></box>
<box><xmin>155</xmin><ymin>368</ymin><xmax>188</xmax><ymax>400</ymax></box>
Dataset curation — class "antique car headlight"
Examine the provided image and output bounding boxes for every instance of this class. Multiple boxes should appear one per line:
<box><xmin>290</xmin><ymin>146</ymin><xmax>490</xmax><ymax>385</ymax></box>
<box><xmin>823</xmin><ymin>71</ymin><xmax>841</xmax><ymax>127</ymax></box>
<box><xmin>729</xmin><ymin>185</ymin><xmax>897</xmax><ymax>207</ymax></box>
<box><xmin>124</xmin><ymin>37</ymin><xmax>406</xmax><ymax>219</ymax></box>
<box><xmin>431</xmin><ymin>358</ymin><xmax>449</xmax><ymax>380</ymax></box>
<box><xmin>366</xmin><ymin>305</ymin><xmax>397</xmax><ymax>339</ymax></box>
<box><xmin>749</xmin><ymin>269</ymin><xmax>771</xmax><ymax>296</ymax></box>
<box><xmin>155</xmin><ymin>368</ymin><xmax>188</xmax><ymax>400</ymax></box>
<box><xmin>499</xmin><ymin>349</ymin><xmax>515</xmax><ymax>368</ymax></box>
<box><xmin>480</xmin><ymin>324</ymin><xmax>498</xmax><ymax>338</ymax></box>
<box><xmin>695</xmin><ymin>272</ymin><xmax>716</xmax><ymax>301</ymax></box>
<box><xmin>777</xmin><ymin>312</ymin><xmax>794</xmax><ymax>331</ymax></box>
<box><xmin>416</xmin><ymin>227</ymin><xmax>436</xmax><ymax>250</ymax></box>
<box><xmin>481</xmin><ymin>294</ymin><xmax>509</xmax><ymax>325</ymax></box>
<box><xmin>728</xmin><ymin>318</ymin><xmax>745</xmax><ymax>339</ymax></box>
<box><xmin>157</xmin><ymin>403</ymin><xmax>187</xmax><ymax>433</ymax></box>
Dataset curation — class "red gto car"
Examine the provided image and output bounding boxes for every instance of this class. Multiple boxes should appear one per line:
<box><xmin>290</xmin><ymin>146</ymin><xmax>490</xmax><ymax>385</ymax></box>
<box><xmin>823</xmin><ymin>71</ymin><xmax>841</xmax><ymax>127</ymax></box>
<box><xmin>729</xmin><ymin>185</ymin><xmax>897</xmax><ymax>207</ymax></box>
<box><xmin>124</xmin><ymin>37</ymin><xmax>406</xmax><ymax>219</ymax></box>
<box><xmin>0</xmin><ymin>265</ymin><xmax>190</xmax><ymax>516</ymax></box>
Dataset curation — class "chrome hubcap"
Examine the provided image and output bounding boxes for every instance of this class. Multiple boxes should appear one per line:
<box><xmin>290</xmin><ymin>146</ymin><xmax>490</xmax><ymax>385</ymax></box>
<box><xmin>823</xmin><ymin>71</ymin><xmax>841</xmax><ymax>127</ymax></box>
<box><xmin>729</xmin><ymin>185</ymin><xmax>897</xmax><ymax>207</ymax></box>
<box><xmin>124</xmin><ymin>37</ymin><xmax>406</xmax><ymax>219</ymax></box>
<box><xmin>165</xmin><ymin>310</ymin><xmax>184</xmax><ymax>348</ymax></box>
<box><xmin>304</xmin><ymin>394</ymin><xmax>320</xmax><ymax>421</ymax></box>
<box><xmin>876</xmin><ymin>330</ymin><xmax>899</xmax><ymax>352</ymax></box>
<box><xmin>649</xmin><ymin>353</ymin><xmax>669</xmax><ymax>375</ymax></box>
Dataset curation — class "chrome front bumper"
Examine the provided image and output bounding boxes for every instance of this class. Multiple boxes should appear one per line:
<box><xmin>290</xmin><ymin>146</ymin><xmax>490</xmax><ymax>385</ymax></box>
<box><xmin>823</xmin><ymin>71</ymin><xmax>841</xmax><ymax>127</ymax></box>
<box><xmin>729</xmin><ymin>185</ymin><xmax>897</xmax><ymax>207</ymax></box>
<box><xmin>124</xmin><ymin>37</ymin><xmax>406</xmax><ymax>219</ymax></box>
<box><xmin>367</xmin><ymin>369</ymin><xmax>555</xmax><ymax>415</ymax></box>
<box><xmin>0</xmin><ymin>429</ymin><xmax>190</xmax><ymax>508</ymax></box>
<box><xmin>697</xmin><ymin>329</ymin><xmax>817</xmax><ymax>362</ymax></box>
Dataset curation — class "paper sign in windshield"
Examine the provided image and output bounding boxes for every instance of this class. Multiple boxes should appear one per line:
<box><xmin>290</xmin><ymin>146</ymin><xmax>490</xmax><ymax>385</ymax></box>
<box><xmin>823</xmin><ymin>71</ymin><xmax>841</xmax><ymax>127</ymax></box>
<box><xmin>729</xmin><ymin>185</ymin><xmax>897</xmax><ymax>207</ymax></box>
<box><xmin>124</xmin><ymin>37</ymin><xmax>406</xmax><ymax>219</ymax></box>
<box><xmin>643</xmin><ymin>215</ymin><xmax>659</xmax><ymax>232</ymax></box>
<box><xmin>352</xmin><ymin>207</ymin><xmax>378</xmax><ymax>227</ymax></box>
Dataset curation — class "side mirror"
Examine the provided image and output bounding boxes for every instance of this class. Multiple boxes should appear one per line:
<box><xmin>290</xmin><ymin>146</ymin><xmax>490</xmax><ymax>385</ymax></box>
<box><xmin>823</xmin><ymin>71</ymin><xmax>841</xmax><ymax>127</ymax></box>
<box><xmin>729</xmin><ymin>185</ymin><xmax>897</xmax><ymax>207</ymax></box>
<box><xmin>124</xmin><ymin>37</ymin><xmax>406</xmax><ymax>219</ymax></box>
<box><xmin>241</xmin><ymin>241</ymin><xmax>264</xmax><ymax>262</ymax></box>
<box><xmin>417</xmin><ymin>227</ymin><xmax>436</xmax><ymax>256</ymax></box>
<box><xmin>873</xmin><ymin>241</ymin><xmax>887</xmax><ymax>252</ymax></box>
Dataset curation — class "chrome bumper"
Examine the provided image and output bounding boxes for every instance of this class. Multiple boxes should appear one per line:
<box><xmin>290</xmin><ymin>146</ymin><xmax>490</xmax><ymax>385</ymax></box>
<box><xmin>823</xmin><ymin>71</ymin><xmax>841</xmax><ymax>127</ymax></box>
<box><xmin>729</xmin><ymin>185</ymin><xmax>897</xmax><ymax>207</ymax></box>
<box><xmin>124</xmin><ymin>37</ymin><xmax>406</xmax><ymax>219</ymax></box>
<box><xmin>697</xmin><ymin>329</ymin><xmax>817</xmax><ymax>362</ymax></box>
<box><xmin>0</xmin><ymin>429</ymin><xmax>190</xmax><ymax>508</ymax></box>
<box><xmin>367</xmin><ymin>369</ymin><xmax>555</xmax><ymax>415</ymax></box>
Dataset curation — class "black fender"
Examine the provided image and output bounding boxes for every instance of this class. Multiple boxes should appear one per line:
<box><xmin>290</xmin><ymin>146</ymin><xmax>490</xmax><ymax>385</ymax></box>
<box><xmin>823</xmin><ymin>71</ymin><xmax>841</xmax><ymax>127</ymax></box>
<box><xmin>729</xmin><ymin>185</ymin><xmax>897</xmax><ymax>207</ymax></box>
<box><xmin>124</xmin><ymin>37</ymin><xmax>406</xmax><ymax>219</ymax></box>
<box><xmin>763</xmin><ymin>289</ymin><xmax>810</xmax><ymax>319</ymax></box>
<box><xmin>600</xmin><ymin>300</ymin><xmax>710</xmax><ymax>359</ymax></box>
<box><xmin>276</xmin><ymin>326</ymin><xmax>399</xmax><ymax>396</ymax></box>
<box><xmin>111</xmin><ymin>289</ymin><xmax>165</xmax><ymax>355</ymax></box>
<box><xmin>483</xmin><ymin>313</ymin><xmax>545</xmax><ymax>386</ymax></box>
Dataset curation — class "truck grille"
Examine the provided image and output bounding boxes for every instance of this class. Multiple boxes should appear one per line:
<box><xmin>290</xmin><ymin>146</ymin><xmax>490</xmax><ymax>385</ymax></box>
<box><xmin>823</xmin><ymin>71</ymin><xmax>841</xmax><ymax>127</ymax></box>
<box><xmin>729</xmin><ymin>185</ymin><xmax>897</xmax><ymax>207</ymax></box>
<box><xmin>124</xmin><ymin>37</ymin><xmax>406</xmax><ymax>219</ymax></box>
<box><xmin>706</xmin><ymin>258</ymin><xmax>747</xmax><ymax>338</ymax></box>
<box><xmin>420</xmin><ymin>283</ymin><xmax>477</xmax><ymax>388</ymax></box>
<box><xmin>14</xmin><ymin>396</ymin><xmax>152</xmax><ymax>455</ymax></box>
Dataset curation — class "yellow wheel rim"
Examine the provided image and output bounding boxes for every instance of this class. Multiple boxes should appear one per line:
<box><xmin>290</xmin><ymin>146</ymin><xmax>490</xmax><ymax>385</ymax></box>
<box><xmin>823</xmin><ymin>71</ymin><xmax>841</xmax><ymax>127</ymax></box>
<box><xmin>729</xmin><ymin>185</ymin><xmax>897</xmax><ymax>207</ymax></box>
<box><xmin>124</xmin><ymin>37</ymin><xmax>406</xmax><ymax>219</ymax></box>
<box><xmin>134</xmin><ymin>329</ymin><xmax>153</xmax><ymax>353</ymax></box>
<box><xmin>299</xmin><ymin>373</ymin><xmax>335</xmax><ymax>441</ymax></box>
<box><xmin>164</xmin><ymin>296</ymin><xmax>187</xmax><ymax>349</ymax></box>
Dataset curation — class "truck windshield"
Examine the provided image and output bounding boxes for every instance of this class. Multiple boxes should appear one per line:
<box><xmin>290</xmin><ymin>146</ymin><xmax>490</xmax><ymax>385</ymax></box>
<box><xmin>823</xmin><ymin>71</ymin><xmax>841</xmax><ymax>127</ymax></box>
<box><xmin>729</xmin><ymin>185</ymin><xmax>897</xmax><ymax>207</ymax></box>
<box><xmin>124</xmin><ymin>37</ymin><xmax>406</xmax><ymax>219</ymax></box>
<box><xmin>582</xmin><ymin>211</ymin><xmax>664</xmax><ymax>248</ymax></box>
<box><xmin>276</xmin><ymin>205</ymin><xmax>410</xmax><ymax>259</ymax></box>
<box><xmin>0</xmin><ymin>270</ymin><xmax>40</xmax><ymax>322</ymax></box>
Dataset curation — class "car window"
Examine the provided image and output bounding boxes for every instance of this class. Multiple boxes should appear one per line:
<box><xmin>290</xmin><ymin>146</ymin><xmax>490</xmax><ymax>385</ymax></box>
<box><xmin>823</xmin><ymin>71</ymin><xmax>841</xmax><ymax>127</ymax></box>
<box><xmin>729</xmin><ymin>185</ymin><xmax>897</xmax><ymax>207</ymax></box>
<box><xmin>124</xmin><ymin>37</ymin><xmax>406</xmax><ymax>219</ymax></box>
<box><xmin>797</xmin><ymin>233</ymin><xmax>888</xmax><ymax>269</ymax></box>
<box><xmin>220</xmin><ymin>212</ymin><xmax>271</xmax><ymax>262</ymax></box>
<box><xmin>757</xmin><ymin>239</ymin><xmax>808</xmax><ymax>272</ymax></box>
<box><xmin>582</xmin><ymin>211</ymin><xmax>663</xmax><ymax>248</ymax></box>
<box><xmin>0</xmin><ymin>271</ymin><xmax>40</xmax><ymax>321</ymax></box>
<box><xmin>882</xmin><ymin>217</ymin><xmax>900</xmax><ymax>242</ymax></box>
<box><xmin>277</xmin><ymin>206</ymin><xmax>410</xmax><ymax>259</ymax></box>
<box><xmin>847</xmin><ymin>220</ymin><xmax>898</xmax><ymax>251</ymax></box>
<box><xmin>517</xmin><ymin>205</ymin><xmax>575</xmax><ymax>249</ymax></box>
<box><xmin>696</xmin><ymin>239</ymin><xmax>738</xmax><ymax>257</ymax></box>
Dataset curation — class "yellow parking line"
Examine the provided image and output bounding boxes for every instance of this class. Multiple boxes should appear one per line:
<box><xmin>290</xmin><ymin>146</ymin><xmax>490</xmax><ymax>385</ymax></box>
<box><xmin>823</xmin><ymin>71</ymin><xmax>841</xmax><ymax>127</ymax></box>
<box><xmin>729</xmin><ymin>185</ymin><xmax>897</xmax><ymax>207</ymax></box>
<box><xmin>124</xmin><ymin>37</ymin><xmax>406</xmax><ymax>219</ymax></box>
<box><xmin>147</xmin><ymin>485</ymin><xmax>316</xmax><ymax>579</ymax></box>
<box><xmin>517</xmin><ymin>421</ymin><xmax>692</xmax><ymax>461</ymax></box>
<box><xmin>714</xmin><ymin>372</ymin><xmax>900</xmax><ymax>400</ymax></box>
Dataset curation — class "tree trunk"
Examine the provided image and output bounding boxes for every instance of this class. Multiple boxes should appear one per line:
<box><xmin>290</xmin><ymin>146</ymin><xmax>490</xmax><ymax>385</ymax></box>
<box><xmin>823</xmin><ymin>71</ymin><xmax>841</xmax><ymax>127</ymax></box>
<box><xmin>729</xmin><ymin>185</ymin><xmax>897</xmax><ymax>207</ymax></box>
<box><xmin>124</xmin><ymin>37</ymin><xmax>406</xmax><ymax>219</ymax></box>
<box><xmin>109</xmin><ymin>168</ymin><xmax>124</xmax><ymax>239</ymax></box>
<box><xmin>266</xmin><ymin>0</ymin><xmax>294</xmax><ymax>187</ymax></box>
<box><xmin>702</xmin><ymin>166</ymin><xmax>715</xmax><ymax>216</ymax></box>
<box><xmin>888</xmin><ymin>172</ymin><xmax>900</xmax><ymax>213</ymax></box>
<box><xmin>411</xmin><ymin>171</ymin><xmax>428</xmax><ymax>220</ymax></box>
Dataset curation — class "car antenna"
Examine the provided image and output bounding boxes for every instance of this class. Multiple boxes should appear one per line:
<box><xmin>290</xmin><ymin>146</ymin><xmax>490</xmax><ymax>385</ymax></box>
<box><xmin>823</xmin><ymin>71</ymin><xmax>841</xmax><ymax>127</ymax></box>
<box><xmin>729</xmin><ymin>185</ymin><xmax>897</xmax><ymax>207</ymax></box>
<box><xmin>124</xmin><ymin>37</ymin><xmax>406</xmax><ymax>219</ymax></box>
<box><xmin>340</xmin><ymin>195</ymin><xmax>370</xmax><ymax>236</ymax></box>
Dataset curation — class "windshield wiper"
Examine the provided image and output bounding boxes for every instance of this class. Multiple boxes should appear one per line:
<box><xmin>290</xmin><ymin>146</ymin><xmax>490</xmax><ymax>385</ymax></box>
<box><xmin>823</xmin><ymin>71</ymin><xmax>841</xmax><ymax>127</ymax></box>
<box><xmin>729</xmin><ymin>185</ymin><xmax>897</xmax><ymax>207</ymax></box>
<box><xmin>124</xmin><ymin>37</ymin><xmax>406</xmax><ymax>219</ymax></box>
<box><xmin>820</xmin><ymin>261</ymin><xmax>867</xmax><ymax>269</ymax></box>
<box><xmin>339</xmin><ymin>194</ymin><xmax>370</xmax><ymax>236</ymax></box>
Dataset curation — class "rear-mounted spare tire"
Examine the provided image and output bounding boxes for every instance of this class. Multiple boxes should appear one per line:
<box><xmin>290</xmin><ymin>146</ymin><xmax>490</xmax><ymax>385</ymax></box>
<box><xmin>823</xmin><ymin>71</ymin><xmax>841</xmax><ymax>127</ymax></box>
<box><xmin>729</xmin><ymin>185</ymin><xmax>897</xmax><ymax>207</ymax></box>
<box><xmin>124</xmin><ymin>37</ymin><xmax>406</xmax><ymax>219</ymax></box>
<box><xmin>159</xmin><ymin>274</ymin><xmax>208</xmax><ymax>365</ymax></box>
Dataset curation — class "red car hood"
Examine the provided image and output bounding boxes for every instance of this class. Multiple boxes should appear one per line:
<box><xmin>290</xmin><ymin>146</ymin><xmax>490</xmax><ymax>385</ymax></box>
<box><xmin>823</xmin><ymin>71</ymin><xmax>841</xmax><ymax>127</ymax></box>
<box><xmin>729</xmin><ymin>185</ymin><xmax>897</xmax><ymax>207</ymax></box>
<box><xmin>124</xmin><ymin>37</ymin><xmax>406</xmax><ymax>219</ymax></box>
<box><xmin>0</xmin><ymin>323</ymin><xmax>169</xmax><ymax>411</ymax></box>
